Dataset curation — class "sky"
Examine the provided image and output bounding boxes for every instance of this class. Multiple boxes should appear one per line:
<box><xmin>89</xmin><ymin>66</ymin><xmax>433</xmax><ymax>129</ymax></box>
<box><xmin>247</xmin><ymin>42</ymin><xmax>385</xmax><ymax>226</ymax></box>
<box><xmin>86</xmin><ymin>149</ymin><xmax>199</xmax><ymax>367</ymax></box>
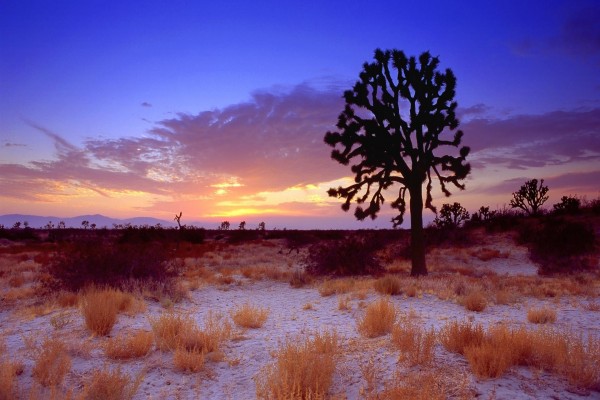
<box><xmin>1</xmin><ymin>0</ymin><xmax>599</xmax><ymax>229</ymax></box>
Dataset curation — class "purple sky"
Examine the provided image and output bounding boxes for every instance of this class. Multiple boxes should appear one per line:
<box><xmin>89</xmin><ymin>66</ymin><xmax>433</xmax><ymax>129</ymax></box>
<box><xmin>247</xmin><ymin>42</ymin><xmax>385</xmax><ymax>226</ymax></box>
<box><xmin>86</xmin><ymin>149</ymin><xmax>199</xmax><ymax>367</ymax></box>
<box><xmin>1</xmin><ymin>1</ymin><xmax>599</xmax><ymax>228</ymax></box>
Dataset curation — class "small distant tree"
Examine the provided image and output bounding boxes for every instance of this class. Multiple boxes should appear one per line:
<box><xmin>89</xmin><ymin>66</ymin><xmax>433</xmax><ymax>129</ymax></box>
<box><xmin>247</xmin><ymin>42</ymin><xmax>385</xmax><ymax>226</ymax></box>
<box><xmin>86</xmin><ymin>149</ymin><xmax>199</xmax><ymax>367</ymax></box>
<box><xmin>324</xmin><ymin>49</ymin><xmax>470</xmax><ymax>276</ymax></box>
<box><xmin>510</xmin><ymin>179</ymin><xmax>549</xmax><ymax>216</ymax></box>
<box><xmin>220</xmin><ymin>221</ymin><xmax>230</xmax><ymax>230</ymax></box>
<box><xmin>90</xmin><ymin>223</ymin><xmax>96</xmax><ymax>230</ymax></box>
<box><xmin>553</xmin><ymin>195</ymin><xmax>581</xmax><ymax>215</ymax></box>
<box><xmin>58</xmin><ymin>221</ymin><xmax>66</xmax><ymax>229</ymax></box>
<box><xmin>174</xmin><ymin>212</ymin><xmax>183</xmax><ymax>229</ymax></box>
<box><xmin>12</xmin><ymin>222</ymin><xmax>21</xmax><ymax>229</ymax></box>
<box><xmin>433</xmin><ymin>202</ymin><xmax>470</xmax><ymax>228</ymax></box>
<box><xmin>258</xmin><ymin>222</ymin><xmax>266</xmax><ymax>231</ymax></box>
<box><xmin>44</xmin><ymin>221</ymin><xmax>54</xmax><ymax>230</ymax></box>
<box><xmin>81</xmin><ymin>220</ymin><xmax>90</xmax><ymax>229</ymax></box>
<box><xmin>238</xmin><ymin>221</ymin><xmax>246</xmax><ymax>230</ymax></box>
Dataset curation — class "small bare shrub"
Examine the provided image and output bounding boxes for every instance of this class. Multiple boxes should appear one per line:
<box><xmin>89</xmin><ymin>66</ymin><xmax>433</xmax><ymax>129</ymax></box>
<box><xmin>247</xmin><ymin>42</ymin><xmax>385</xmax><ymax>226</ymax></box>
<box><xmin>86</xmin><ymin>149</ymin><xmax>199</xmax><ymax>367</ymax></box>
<box><xmin>464</xmin><ymin>341</ymin><xmax>513</xmax><ymax>378</ymax></box>
<box><xmin>105</xmin><ymin>331</ymin><xmax>153</xmax><ymax>359</ymax></box>
<box><xmin>81</xmin><ymin>288</ymin><xmax>120</xmax><ymax>336</ymax></box>
<box><xmin>527</xmin><ymin>307</ymin><xmax>557</xmax><ymax>324</ymax></box>
<box><xmin>81</xmin><ymin>367</ymin><xmax>142</xmax><ymax>400</ymax></box>
<box><xmin>231</xmin><ymin>303</ymin><xmax>269</xmax><ymax>329</ymax></box>
<box><xmin>32</xmin><ymin>337</ymin><xmax>71</xmax><ymax>387</ymax></box>
<box><xmin>462</xmin><ymin>290</ymin><xmax>487</xmax><ymax>312</ymax></box>
<box><xmin>357</xmin><ymin>297</ymin><xmax>397</xmax><ymax>338</ymax></box>
<box><xmin>318</xmin><ymin>278</ymin><xmax>356</xmax><ymax>297</ymax></box>
<box><xmin>255</xmin><ymin>332</ymin><xmax>339</xmax><ymax>399</ymax></box>
<box><xmin>374</xmin><ymin>275</ymin><xmax>402</xmax><ymax>296</ymax></box>
<box><xmin>305</xmin><ymin>235</ymin><xmax>383</xmax><ymax>276</ymax></box>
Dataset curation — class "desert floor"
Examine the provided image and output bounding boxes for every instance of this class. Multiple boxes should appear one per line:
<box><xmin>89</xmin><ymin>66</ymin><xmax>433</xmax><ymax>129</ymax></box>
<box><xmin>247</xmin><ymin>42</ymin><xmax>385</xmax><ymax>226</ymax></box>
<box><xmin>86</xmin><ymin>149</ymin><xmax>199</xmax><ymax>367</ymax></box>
<box><xmin>1</xmin><ymin>230</ymin><xmax>599</xmax><ymax>399</ymax></box>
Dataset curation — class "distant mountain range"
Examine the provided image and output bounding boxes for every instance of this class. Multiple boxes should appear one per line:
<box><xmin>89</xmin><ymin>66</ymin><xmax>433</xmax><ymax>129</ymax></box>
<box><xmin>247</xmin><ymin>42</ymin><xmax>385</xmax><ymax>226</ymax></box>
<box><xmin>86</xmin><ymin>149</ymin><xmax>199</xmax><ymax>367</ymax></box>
<box><xmin>0</xmin><ymin>214</ymin><xmax>179</xmax><ymax>229</ymax></box>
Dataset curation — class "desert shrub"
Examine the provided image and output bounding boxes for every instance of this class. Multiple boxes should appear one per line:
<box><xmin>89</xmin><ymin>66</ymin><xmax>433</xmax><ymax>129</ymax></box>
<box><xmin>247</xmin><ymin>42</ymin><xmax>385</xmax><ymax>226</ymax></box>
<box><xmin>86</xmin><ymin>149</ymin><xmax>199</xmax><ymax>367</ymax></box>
<box><xmin>45</xmin><ymin>237</ymin><xmax>181</xmax><ymax>291</ymax></box>
<box><xmin>81</xmin><ymin>288</ymin><xmax>122</xmax><ymax>336</ymax></box>
<box><xmin>374</xmin><ymin>275</ymin><xmax>402</xmax><ymax>295</ymax></box>
<box><xmin>553</xmin><ymin>196</ymin><xmax>581</xmax><ymax>215</ymax></box>
<box><xmin>380</xmin><ymin>369</ymin><xmax>468</xmax><ymax>400</ymax></box>
<box><xmin>81</xmin><ymin>367</ymin><xmax>142</xmax><ymax>400</ymax></box>
<box><xmin>318</xmin><ymin>278</ymin><xmax>357</xmax><ymax>296</ymax></box>
<box><xmin>523</xmin><ymin>218</ymin><xmax>596</xmax><ymax>274</ymax></box>
<box><xmin>433</xmin><ymin>202</ymin><xmax>470</xmax><ymax>229</ymax></box>
<box><xmin>305</xmin><ymin>234</ymin><xmax>383</xmax><ymax>276</ymax></box>
<box><xmin>231</xmin><ymin>303</ymin><xmax>269</xmax><ymax>329</ymax></box>
<box><xmin>105</xmin><ymin>331</ymin><xmax>153</xmax><ymax>359</ymax></box>
<box><xmin>255</xmin><ymin>332</ymin><xmax>338</xmax><ymax>399</ymax></box>
<box><xmin>464</xmin><ymin>341</ymin><xmax>513</xmax><ymax>379</ymax></box>
<box><xmin>357</xmin><ymin>297</ymin><xmax>397</xmax><ymax>338</ymax></box>
<box><xmin>32</xmin><ymin>337</ymin><xmax>72</xmax><ymax>387</ymax></box>
<box><xmin>173</xmin><ymin>346</ymin><xmax>206</xmax><ymax>373</ymax></box>
<box><xmin>289</xmin><ymin>269</ymin><xmax>311</xmax><ymax>288</ymax></box>
<box><xmin>227</xmin><ymin>229</ymin><xmax>259</xmax><ymax>243</ymax></box>
<box><xmin>527</xmin><ymin>307</ymin><xmax>557</xmax><ymax>324</ymax></box>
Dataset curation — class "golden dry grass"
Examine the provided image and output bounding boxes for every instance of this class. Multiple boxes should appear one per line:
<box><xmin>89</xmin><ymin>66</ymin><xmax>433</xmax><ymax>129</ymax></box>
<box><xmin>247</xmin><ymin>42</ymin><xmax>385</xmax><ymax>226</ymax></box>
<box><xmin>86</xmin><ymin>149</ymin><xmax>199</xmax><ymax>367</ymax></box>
<box><xmin>32</xmin><ymin>337</ymin><xmax>71</xmax><ymax>387</ymax></box>
<box><xmin>231</xmin><ymin>303</ymin><xmax>269</xmax><ymax>329</ymax></box>
<box><xmin>255</xmin><ymin>331</ymin><xmax>339</xmax><ymax>399</ymax></box>
<box><xmin>439</xmin><ymin>320</ymin><xmax>484</xmax><ymax>355</ymax></box>
<box><xmin>318</xmin><ymin>277</ymin><xmax>358</xmax><ymax>297</ymax></box>
<box><xmin>357</xmin><ymin>297</ymin><xmax>397</xmax><ymax>338</ymax></box>
<box><xmin>527</xmin><ymin>306</ymin><xmax>557</xmax><ymax>324</ymax></box>
<box><xmin>380</xmin><ymin>368</ymin><xmax>471</xmax><ymax>400</ymax></box>
<box><xmin>373</xmin><ymin>275</ymin><xmax>402</xmax><ymax>296</ymax></box>
<box><xmin>461</xmin><ymin>290</ymin><xmax>487</xmax><ymax>312</ymax></box>
<box><xmin>105</xmin><ymin>331</ymin><xmax>154</xmax><ymax>360</ymax></box>
<box><xmin>80</xmin><ymin>288</ymin><xmax>121</xmax><ymax>336</ymax></box>
<box><xmin>0</xmin><ymin>359</ymin><xmax>22</xmax><ymax>400</ymax></box>
<box><xmin>173</xmin><ymin>347</ymin><xmax>206</xmax><ymax>373</ymax></box>
<box><xmin>80</xmin><ymin>367</ymin><xmax>142</xmax><ymax>400</ymax></box>
<box><xmin>391</xmin><ymin>314</ymin><xmax>436</xmax><ymax>366</ymax></box>
<box><xmin>338</xmin><ymin>295</ymin><xmax>351</xmax><ymax>311</ymax></box>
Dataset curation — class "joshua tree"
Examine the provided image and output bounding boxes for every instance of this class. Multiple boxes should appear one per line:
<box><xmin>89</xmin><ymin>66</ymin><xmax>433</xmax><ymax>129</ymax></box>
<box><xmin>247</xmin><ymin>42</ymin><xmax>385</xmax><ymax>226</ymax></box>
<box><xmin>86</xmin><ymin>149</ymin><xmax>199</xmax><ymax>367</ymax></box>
<box><xmin>220</xmin><ymin>221</ymin><xmax>230</xmax><ymax>230</ymax></box>
<box><xmin>238</xmin><ymin>221</ymin><xmax>246</xmax><ymax>230</ymax></box>
<box><xmin>258</xmin><ymin>221</ymin><xmax>266</xmax><ymax>231</ymax></box>
<box><xmin>12</xmin><ymin>222</ymin><xmax>21</xmax><ymax>229</ymax></box>
<box><xmin>23</xmin><ymin>221</ymin><xmax>29</xmax><ymax>229</ymax></box>
<box><xmin>433</xmin><ymin>202</ymin><xmax>470</xmax><ymax>228</ymax></box>
<box><xmin>510</xmin><ymin>179</ymin><xmax>549</xmax><ymax>216</ymax></box>
<box><xmin>174</xmin><ymin>212</ymin><xmax>183</xmax><ymax>229</ymax></box>
<box><xmin>58</xmin><ymin>221</ymin><xmax>66</xmax><ymax>229</ymax></box>
<box><xmin>325</xmin><ymin>49</ymin><xmax>470</xmax><ymax>276</ymax></box>
<box><xmin>81</xmin><ymin>220</ymin><xmax>89</xmax><ymax>229</ymax></box>
<box><xmin>553</xmin><ymin>195</ymin><xmax>581</xmax><ymax>215</ymax></box>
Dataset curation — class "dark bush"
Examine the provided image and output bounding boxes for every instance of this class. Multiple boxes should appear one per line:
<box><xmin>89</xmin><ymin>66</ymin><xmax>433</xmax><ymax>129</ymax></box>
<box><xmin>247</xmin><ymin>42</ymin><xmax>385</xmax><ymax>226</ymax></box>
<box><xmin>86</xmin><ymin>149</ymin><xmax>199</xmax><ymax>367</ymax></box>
<box><xmin>179</xmin><ymin>227</ymin><xmax>205</xmax><ymax>244</ymax></box>
<box><xmin>522</xmin><ymin>218</ymin><xmax>596</xmax><ymax>274</ymax></box>
<box><xmin>0</xmin><ymin>227</ymin><xmax>39</xmax><ymax>241</ymax></box>
<box><xmin>305</xmin><ymin>234</ymin><xmax>383</xmax><ymax>276</ymax></box>
<box><xmin>45</xmin><ymin>237</ymin><xmax>181</xmax><ymax>291</ymax></box>
<box><xmin>227</xmin><ymin>229</ymin><xmax>259</xmax><ymax>243</ymax></box>
<box><xmin>553</xmin><ymin>196</ymin><xmax>581</xmax><ymax>215</ymax></box>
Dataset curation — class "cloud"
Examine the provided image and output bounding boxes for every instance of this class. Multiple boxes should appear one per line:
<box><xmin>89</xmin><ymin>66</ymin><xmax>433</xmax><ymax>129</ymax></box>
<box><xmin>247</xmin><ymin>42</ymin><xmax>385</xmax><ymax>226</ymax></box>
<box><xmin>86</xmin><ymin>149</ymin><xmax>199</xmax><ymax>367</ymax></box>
<box><xmin>511</xmin><ymin>5</ymin><xmax>600</xmax><ymax>60</ymax></box>
<box><xmin>3</xmin><ymin>141</ymin><xmax>26</xmax><ymax>147</ymax></box>
<box><xmin>141</xmin><ymin>102</ymin><xmax>152</xmax><ymax>107</ymax></box>
<box><xmin>464</xmin><ymin>108</ymin><xmax>600</xmax><ymax>169</ymax></box>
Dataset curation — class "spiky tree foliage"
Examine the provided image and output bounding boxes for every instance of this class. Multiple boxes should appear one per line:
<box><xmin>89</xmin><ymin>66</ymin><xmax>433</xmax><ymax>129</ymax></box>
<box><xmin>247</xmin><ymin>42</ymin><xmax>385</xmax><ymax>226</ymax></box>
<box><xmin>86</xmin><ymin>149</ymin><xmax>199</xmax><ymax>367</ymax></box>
<box><xmin>324</xmin><ymin>49</ymin><xmax>470</xmax><ymax>276</ymax></box>
<box><xmin>510</xmin><ymin>179</ymin><xmax>549</xmax><ymax>216</ymax></box>
<box><xmin>434</xmin><ymin>202</ymin><xmax>470</xmax><ymax>229</ymax></box>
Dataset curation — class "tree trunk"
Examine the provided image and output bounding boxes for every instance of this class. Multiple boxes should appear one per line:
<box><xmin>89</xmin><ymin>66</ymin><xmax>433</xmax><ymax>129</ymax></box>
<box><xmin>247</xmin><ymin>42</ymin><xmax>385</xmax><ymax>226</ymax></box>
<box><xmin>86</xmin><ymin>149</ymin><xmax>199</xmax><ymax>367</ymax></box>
<box><xmin>409</xmin><ymin>185</ymin><xmax>427</xmax><ymax>276</ymax></box>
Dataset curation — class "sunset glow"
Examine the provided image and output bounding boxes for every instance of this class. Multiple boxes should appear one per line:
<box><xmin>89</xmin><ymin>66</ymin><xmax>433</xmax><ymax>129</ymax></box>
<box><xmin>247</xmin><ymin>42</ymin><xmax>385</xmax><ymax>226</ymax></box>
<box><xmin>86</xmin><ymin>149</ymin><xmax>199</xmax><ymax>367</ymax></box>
<box><xmin>1</xmin><ymin>1</ymin><xmax>599</xmax><ymax>228</ymax></box>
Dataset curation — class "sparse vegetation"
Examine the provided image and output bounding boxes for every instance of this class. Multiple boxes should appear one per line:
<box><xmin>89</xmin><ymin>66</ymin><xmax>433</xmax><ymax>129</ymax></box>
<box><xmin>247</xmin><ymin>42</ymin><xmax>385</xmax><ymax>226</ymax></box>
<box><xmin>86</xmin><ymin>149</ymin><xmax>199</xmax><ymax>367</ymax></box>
<box><xmin>374</xmin><ymin>275</ymin><xmax>402</xmax><ymax>295</ymax></box>
<box><xmin>105</xmin><ymin>331</ymin><xmax>154</xmax><ymax>359</ymax></box>
<box><xmin>527</xmin><ymin>306</ymin><xmax>557</xmax><ymax>324</ymax></box>
<box><xmin>80</xmin><ymin>367</ymin><xmax>142</xmax><ymax>400</ymax></box>
<box><xmin>358</xmin><ymin>297</ymin><xmax>397</xmax><ymax>338</ymax></box>
<box><xmin>32</xmin><ymin>337</ymin><xmax>72</xmax><ymax>387</ymax></box>
<box><xmin>231</xmin><ymin>303</ymin><xmax>269</xmax><ymax>329</ymax></box>
<box><xmin>306</xmin><ymin>235</ymin><xmax>383</xmax><ymax>276</ymax></box>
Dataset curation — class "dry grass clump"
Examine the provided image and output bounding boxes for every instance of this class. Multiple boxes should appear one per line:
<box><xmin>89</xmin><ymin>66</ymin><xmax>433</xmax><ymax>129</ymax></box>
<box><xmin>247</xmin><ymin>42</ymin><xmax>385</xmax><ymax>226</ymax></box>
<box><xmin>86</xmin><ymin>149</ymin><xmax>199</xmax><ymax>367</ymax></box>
<box><xmin>461</xmin><ymin>289</ymin><xmax>487</xmax><ymax>312</ymax></box>
<box><xmin>373</xmin><ymin>275</ymin><xmax>402</xmax><ymax>296</ymax></box>
<box><xmin>32</xmin><ymin>337</ymin><xmax>71</xmax><ymax>387</ymax></box>
<box><xmin>80</xmin><ymin>367</ymin><xmax>142</xmax><ymax>400</ymax></box>
<box><xmin>173</xmin><ymin>347</ymin><xmax>205</xmax><ymax>373</ymax></box>
<box><xmin>338</xmin><ymin>295</ymin><xmax>351</xmax><ymax>311</ymax></box>
<box><xmin>391</xmin><ymin>314</ymin><xmax>436</xmax><ymax>366</ymax></box>
<box><xmin>357</xmin><ymin>297</ymin><xmax>397</xmax><ymax>338</ymax></box>
<box><xmin>255</xmin><ymin>331</ymin><xmax>339</xmax><ymax>399</ymax></box>
<box><xmin>150</xmin><ymin>311</ymin><xmax>231</xmax><ymax>373</ymax></box>
<box><xmin>81</xmin><ymin>288</ymin><xmax>121</xmax><ymax>336</ymax></box>
<box><xmin>318</xmin><ymin>277</ymin><xmax>357</xmax><ymax>296</ymax></box>
<box><xmin>105</xmin><ymin>331</ymin><xmax>154</xmax><ymax>360</ymax></box>
<box><xmin>0</xmin><ymin>359</ymin><xmax>22</xmax><ymax>400</ymax></box>
<box><xmin>527</xmin><ymin>306</ymin><xmax>557</xmax><ymax>324</ymax></box>
<box><xmin>439</xmin><ymin>320</ymin><xmax>484</xmax><ymax>355</ymax></box>
<box><xmin>231</xmin><ymin>303</ymin><xmax>269</xmax><ymax>329</ymax></box>
<box><xmin>56</xmin><ymin>291</ymin><xmax>79</xmax><ymax>308</ymax></box>
<box><xmin>380</xmin><ymin>368</ymin><xmax>471</xmax><ymax>400</ymax></box>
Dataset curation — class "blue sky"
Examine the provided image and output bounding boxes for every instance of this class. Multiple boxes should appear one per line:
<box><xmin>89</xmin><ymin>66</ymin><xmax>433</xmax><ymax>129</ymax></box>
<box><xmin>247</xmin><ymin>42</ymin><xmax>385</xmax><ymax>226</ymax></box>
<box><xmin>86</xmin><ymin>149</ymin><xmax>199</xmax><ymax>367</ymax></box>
<box><xmin>1</xmin><ymin>0</ymin><xmax>599</xmax><ymax>228</ymax></box>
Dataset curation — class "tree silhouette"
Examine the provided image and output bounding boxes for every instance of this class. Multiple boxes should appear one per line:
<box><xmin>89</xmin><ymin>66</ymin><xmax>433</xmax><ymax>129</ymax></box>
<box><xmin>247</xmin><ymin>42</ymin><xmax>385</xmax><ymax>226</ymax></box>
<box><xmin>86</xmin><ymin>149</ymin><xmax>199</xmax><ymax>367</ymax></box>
<box><xmin>258</xmin><ymin>221</ymin><xmax>266</xmax><ymax>231</ymax></box>
<box><xmin>174</xmin><ymin>212</ymin><xmax>183</xmax><ymax>229</ymax></box>
<box><xmin>220</xmin><ymin>221</ymin><xmax>230</xmax><ymax>230</ymax></box>
<box><xmin>325</xmin><ymin>49</ymin><xmax>470</xmax><ymax>276</ymax></box>
<box><xmin>81</xmin><ymin>220</ymin><xmax>89</xmax><ymax>229</ymax></box>
<box><xmin>238</xmin><ymin>221</ymin><xmax>246</xmax><ymax>230</ymax></box>
<box><xmin>434</xmin><ymin>202</ymin><xmax>470</xmax><ymax>229</ymax></box>
<box><xmin>510</xmin><ymin>179</ymin><xmax>549</xmax><ymax>216</ymax></box>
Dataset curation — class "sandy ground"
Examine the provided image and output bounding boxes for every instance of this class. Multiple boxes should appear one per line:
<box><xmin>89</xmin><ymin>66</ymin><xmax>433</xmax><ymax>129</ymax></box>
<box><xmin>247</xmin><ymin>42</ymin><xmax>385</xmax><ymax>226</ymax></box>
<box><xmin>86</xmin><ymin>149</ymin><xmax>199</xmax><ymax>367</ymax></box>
<box><xmin>1</xmin><ymin>235</ymin><xmax>599</xmax><ymax>399</ymax></box>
